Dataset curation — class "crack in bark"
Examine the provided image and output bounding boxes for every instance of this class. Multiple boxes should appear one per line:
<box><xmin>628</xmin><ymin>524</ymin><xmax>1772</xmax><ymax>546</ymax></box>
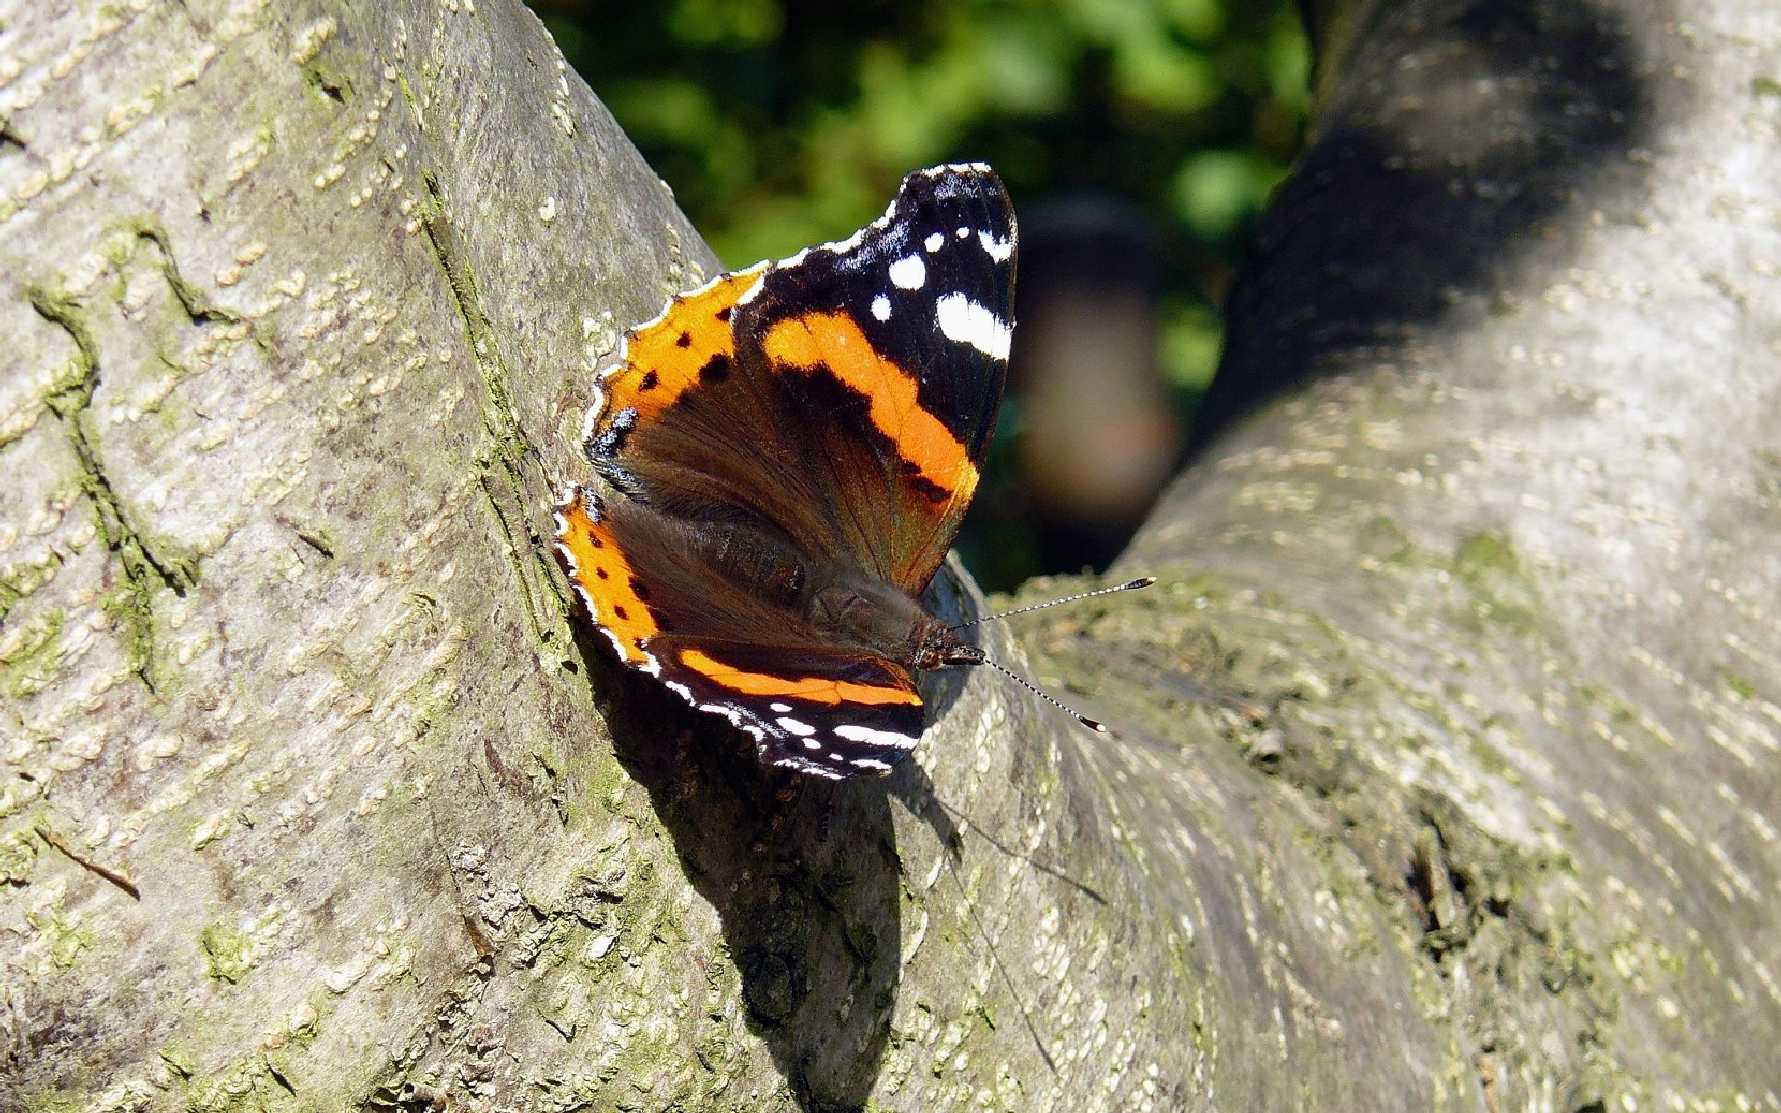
<box><xmin>34</xmin><ymin>822</ymin><xmax>141</xmax><ymax>900</ymax></box>
<box><xmin>417</xmin><ymin>172</ymin><xmax>523</xmax><ymax>452</ymax></box>
<box><xmin>275</xmin><ymin>513</ymin><xmax>337</xmax><ymax>559</ymax></box>
<box><xmin>28</xmin><ymin>287</ymin><xmax>199</xmax><ymax>692</ymax></box>
<box><xmin>130</xmin><ymin>218</ymin><xmax>241</xmax><ymax>327</ymax></box>
<box><xmin>0</xmin><ymin>113</ymin><xmax>25</xmax><ymax>151</ymax></box>
<box><xmin>476</xmin><ymin>469</ymin><xmax>547</xmax><ymax>648</ymax></box>
<box><xmin>417</xmin><ymin>170</ymin><xmax>571</xmax><ymax>654</ymax></box>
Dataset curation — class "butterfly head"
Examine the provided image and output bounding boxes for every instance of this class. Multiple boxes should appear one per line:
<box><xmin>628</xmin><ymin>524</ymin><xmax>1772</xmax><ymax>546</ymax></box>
<box><xmin>912</xmin><ymin>622</ymin><xmax>986</xmax><ymax>673</ymax></box>
<box><xmin>921</xmin><ymin>577</ymin><xmax>1160</xmax><ymax>734</ymax></box>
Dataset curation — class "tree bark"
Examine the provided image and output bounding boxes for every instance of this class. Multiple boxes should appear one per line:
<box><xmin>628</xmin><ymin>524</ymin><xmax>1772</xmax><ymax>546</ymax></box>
<box><xmin>0</xmin><ymin>1</ymin><xmax>1774</xmax><ymax>1112</ymax></box>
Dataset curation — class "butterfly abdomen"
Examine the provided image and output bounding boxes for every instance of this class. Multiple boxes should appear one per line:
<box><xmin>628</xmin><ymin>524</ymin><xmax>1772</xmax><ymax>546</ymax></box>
<box><xmin>689</xmin><ymin>519</ymin><xmax>933</xmax><ymax>664</ymax></box>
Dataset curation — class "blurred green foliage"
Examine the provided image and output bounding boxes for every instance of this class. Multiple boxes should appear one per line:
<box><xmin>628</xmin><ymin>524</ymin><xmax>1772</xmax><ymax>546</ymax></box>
<box><xmin>539</xmin><ymin>0</ymin><xmax>1305</xmax><ymax>390</ymax></box>
<box><xmin>537</xmin><ymin>0</ymin><xmax>1307</xmax><ymax>582</ymax></box>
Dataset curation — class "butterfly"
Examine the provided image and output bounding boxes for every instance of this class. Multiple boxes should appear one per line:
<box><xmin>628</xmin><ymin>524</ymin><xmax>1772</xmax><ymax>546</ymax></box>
<box><xmin>556</xmin><ymin>163</ymin><xmax>1019</xmax><ymax>780</ymax></box>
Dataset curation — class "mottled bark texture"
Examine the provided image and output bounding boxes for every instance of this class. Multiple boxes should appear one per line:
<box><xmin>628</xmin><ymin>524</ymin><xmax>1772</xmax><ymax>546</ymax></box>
<box><xmin>0</xmin><ymin>1</ymin><xmax>1774</xmax><ymax>1111</ymax></box>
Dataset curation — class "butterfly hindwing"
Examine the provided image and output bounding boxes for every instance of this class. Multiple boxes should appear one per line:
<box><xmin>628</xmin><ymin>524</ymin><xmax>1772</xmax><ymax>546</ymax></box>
<box><xmin>647</xmin><ymin>636</ymin><xmax>925</xmax><ymax>779</ymax></box>
<box><xmin>555</xmin><ymin>486</ymin><xmax>926</xmax><ymax>779</ymax></box>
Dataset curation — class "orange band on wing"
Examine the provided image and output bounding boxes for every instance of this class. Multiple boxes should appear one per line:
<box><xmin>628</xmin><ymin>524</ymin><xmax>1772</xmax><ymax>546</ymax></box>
<box><xmin>760</xmin><ymin>311</ymin><xmax>977</xmax><ymax>500</ymax></box>
<box><xmin>557</xmin><ymin>491</ymin><xmax>658</xmax><ymax>665</ymax></box>
<box><xmin>678</xmin><ymin>648</ymin><xmax>921</xmax><ymax>706</ymax></box>
<box><xmin>595</xmin><ymin>265</ymin><xmax>766</xmax><ymax>424</ymax></box>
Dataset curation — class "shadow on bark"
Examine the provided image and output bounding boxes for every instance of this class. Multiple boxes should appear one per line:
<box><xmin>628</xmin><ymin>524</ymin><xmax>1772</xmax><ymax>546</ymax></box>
<box><xmin>1195</xmin><ymin>0</ymin><xmax>1654</xmax><ymax>446</ymax></box>
<box><xmin>568</xmin><ymin>575</ymin><xmax>976</xmax><ymax>1110</ymax></box>
<box><xmin>592</xmin><ymin>668</ymin><xmax>893</xmax><ymax>1110</ymax></box>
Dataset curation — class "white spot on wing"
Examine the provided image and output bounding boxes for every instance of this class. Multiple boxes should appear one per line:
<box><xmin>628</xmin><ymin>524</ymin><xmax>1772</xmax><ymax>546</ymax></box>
<box><xmin>888</xmin><ymin>254</ymin><xmax>926</xmax><ymax>290</ymax></box>
<box><xmin>978</xmin><ymin>230</ymin><xmax>1013</xmax><ymax>261</ymax></box>
<box><xmin>777</xmin><ymin>716</ymin><xmax>816</xmax><ymax>737</ymax></box>
<box><xmin>871</xmin><ymin>294</ymin><xmax>892</xmax><ymax>322</ymax></box>
<box><xmin>924</xmin><ymin>231</ymin><xmax>945</xmax><ymax>252</ymax></box>
<box><xmin>934</xmin><ymin>293</ymin><xmax>1012</xmax><ymax>360</ymax></box>
<box><xmin>701</xmin><ymin>702</ymin><xmax>744</xmax><ymax>726</ymax></box>
<box><xmin>770</xmin><ymin>702</ymin><xmax>793</xmax><ymax>713</ymax></box>
<box><xmin>695</xmin><ymin>702</ymin><xmax>764</xmax><ymax>744</ymax></box>
<box><xmin>826</xmin><ymin>226</ymin><xmax>869</xmax><ymax>256</ymax></box>
<box><xmin>851</xmin><ymin>757</ymin><xmax>894</xmax><ymax>772</ymax></box>
<box><xmin>770</xmin><ymin>752</ymin><xmax>847</xmax><ymax>779</ymax></box>
<box><xmin>833</xmin><ymin>724</ymin><xmax>919</xmax><ymax>750</ymax></box>
<box><xmin>919</xmin><ymin>161</ymin><xmax>992</xmax><ymax>178</ymax></box>
<box><xmin>803</xmin><ymin>738</ymin><xmax>823</xmax><ymax>751</ymax></box>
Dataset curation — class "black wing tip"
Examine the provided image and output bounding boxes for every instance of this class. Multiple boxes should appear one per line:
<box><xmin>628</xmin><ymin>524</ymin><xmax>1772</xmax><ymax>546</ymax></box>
<box><xmin>902</xmin><ymin>162</ymin><xmax>1011</xmax><ymax>205</ymax></box>
<box><xmin>912</xmin><ymin>161</ymin><xmax>998</xmax><ymax>180</ymax></box>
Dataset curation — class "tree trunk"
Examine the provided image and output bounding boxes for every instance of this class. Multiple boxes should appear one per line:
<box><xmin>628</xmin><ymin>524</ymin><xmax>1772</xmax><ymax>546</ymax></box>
<box><xmin>1</xmin><ymin>1</ymin><xmax>1774</xmax><ymax>1111</ymax></box>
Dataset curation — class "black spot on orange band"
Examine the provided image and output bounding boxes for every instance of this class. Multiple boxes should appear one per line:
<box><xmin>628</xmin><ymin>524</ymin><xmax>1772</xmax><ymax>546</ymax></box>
<box><xmin>556</xmin><ymin>490</ymin><xmax>658</xmax><ymax>666</ymax></box>
<box><xmin>587</xmin><ymin>264</ymin><xmax>765</xmax><ymax>441</ymax></box>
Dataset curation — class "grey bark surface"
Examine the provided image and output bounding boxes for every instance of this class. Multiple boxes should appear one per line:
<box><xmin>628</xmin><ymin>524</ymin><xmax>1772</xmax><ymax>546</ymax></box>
<box><xmin>0</xmin><ymin>1</ymin><xmax>1774</xmax><ymax>1112</ymax></box>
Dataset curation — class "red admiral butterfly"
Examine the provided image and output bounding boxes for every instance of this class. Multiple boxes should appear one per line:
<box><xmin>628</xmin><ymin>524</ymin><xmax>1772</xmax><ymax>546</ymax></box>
<box><xmin>557</xmin><ymin>164</ymin><xmax>1145</xmax><ymax>780</ymax></box>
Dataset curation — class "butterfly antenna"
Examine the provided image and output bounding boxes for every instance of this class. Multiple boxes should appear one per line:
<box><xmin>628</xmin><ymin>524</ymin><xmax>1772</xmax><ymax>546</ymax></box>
<box><xmin>977</xmin><ymin>655</ymin><xmax>1111</xmax><ymax>735</ymax></box>
<box><xmin>952</xmin><ymin>577</ymin><xmax>1156</xmax><ymax>630</ymax></box>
